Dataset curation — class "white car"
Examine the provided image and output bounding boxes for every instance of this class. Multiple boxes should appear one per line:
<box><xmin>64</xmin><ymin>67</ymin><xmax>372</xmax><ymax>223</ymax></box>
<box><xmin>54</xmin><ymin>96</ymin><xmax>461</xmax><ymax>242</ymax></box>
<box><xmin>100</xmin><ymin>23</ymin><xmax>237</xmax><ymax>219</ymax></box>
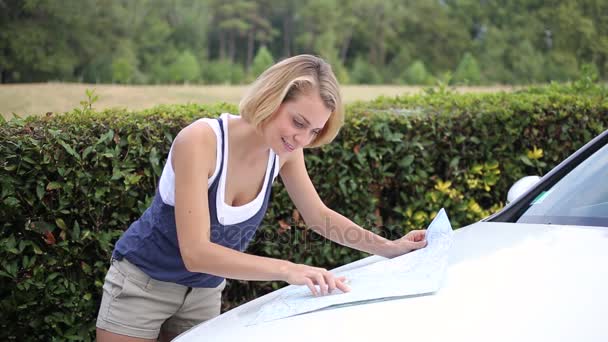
<box><xmin>176</xmin><ymin>129</ymin><xmax>608</xmax><ymax>342</ymax></box>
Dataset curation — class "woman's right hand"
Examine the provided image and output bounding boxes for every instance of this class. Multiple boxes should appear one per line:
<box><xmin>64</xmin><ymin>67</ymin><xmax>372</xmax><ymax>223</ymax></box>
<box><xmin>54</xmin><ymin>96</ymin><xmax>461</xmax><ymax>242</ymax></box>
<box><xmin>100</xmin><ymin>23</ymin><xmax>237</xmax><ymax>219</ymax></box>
<box><xmin>281</xmin><ymin>262</ymin><xmax>351</xmax><ymax>296</ymax></box>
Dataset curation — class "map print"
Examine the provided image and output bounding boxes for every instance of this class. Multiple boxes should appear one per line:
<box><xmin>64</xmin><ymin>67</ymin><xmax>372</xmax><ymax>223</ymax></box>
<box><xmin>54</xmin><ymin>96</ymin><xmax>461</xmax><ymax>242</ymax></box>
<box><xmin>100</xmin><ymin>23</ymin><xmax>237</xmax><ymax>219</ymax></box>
<box><xmin>249</xmin><ymin>208</ymin><xmax>454</xmax><ymax>325</ymax></box>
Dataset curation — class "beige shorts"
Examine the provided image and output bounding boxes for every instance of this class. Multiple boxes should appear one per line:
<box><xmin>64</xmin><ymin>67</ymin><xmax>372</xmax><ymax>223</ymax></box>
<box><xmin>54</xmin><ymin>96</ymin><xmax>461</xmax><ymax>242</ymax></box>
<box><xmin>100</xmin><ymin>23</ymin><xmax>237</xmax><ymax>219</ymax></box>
<box><xmin>96</xmin><ymin>258</ymin><xmax>226</xmax><ymax>339</ymax></box>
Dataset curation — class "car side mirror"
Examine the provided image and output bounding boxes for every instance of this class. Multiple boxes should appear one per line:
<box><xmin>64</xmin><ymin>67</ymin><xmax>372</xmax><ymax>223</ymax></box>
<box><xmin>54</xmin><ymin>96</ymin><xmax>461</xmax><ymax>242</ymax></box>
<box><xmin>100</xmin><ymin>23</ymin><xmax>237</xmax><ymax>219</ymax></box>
<box><xmin>507</xmin><ymin>176</ymin><xmax>541</xmax><ymax>204</ymax></box>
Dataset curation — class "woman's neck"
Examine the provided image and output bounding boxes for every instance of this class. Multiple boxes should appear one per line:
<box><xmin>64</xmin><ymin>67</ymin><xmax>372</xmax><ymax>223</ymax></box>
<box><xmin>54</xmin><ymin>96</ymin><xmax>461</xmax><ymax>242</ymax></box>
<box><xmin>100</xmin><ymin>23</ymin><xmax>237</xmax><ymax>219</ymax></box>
<box><xmin>228</xmin><ymin>116</ymin><xmax>270</xmax><ymax>163</ymax></box>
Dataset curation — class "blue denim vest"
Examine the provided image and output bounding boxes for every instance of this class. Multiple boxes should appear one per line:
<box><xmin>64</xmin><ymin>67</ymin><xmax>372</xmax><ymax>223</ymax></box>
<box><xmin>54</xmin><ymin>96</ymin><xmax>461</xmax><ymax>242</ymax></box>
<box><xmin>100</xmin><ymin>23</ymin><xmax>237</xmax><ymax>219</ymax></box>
<box><xmin>113</xmin><ymin>117</ymin><xmax>276</xmax><ymax>287</ymax></box>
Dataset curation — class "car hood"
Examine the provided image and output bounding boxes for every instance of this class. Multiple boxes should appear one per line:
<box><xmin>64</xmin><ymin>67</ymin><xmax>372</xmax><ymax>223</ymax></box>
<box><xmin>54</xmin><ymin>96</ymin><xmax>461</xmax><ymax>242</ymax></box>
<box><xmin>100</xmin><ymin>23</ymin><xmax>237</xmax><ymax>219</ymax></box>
<box><xmin>176</xmin><ymin>222</ymin><xmax>608</xmax><ymax>342</ymax></box>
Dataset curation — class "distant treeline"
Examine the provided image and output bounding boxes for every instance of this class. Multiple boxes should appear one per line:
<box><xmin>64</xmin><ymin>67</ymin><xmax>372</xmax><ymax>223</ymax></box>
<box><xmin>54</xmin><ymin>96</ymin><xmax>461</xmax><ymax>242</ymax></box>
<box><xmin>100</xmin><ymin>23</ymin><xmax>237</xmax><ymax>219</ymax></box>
<box><xmin>1</xmin><ymin>0</ymin><xmax>607</xmax><ymax>85</ymax></box>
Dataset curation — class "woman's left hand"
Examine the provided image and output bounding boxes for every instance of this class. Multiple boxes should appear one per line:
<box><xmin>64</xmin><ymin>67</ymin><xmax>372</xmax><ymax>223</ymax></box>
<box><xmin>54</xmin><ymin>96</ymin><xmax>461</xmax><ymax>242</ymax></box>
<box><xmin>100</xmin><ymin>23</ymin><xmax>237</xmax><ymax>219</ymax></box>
<box><xmin>386</xmin><ymin>229</ymin><xmax>427</xmax><ymax>258</ymax></box>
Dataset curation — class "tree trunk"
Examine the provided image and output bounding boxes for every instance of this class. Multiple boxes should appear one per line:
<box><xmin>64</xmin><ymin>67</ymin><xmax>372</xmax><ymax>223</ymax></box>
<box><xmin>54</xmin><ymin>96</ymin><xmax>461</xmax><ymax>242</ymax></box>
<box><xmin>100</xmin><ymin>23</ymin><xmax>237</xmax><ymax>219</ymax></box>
<box><xmin>377</xmin><ymin>8</ymin><xmax>386</xmax><ymax>66</ymax></box>
<box><xmin>282</xmin><ymin>15</ymin><xmax>292</xmax><ymax>57</ymax></box>
<box><xmin>219</xmin><ymin>30</ymin><xmax>226</xmax><ymax>60</ymax></box>
<box><xmin>309</xmin><ymin>24</ymin><xmax>317</xmax><ymax>54</ymax></box>
<box><xmin>369</xmin><ymin>46</ymin><xmax>377</xmax><ymax>66</ymax></box>
<box><xmin>228</xmin><ymin>32</ymin><xmax>236</xmax><ymax>62</ymax></box>
<box><xmin>378</xmin><ymin>30</ymin><xmax>386</xmax><ymax>66</ymax></box>
<box><xmin>599</xmin><ymin>55</ymin><xmax>606</xmax><ymax>78</ymax></box>
<box><xmin>340</xmin><ymin>32</ymin><xmax>352</xmax><ymax>64</ymax></box>
<box><xmin>246</xmin><ymin>29</ymin><xmax>255</xmax><ymax>70</ymax></box>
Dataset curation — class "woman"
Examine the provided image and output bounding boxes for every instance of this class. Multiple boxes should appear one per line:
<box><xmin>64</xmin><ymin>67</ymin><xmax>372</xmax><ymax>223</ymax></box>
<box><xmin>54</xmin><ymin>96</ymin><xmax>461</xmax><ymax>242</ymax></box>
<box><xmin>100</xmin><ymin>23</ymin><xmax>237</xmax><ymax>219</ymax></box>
<box><xmin>96</xmin><ymin>54</ymin><xmax>427</xmax><ymax>341</ymax></box>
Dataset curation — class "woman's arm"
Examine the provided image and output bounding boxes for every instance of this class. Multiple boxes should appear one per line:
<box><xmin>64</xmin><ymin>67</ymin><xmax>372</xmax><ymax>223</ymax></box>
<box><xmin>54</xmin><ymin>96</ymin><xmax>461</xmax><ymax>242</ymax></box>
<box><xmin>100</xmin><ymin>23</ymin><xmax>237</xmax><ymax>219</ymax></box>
<box><xmin>280</xmin><ymin>149</ymin><xmax>426</xmax><ymax>259</ymax></box>
<box><xmin>173</xmin><ymin>122</ymin><xmax>289</xmax><ymax>280</ymax></box>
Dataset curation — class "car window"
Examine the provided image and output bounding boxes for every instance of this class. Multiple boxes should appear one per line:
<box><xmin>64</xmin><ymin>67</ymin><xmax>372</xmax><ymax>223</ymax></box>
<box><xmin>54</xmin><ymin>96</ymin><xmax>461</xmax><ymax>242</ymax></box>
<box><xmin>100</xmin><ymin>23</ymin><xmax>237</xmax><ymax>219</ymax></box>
<box><xmin>517</xmin><ymin>143</ymin><xmax>608</xmax><ymax>227</ymax></box>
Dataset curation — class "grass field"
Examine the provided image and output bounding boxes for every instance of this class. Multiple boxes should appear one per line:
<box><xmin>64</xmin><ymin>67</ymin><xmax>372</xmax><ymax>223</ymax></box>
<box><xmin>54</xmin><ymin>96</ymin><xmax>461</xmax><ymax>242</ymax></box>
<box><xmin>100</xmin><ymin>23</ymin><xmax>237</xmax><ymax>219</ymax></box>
<box><xmin>0</xmin><ymin>82</ymin><xmax>516</xmax><ymax>119</ymax></box>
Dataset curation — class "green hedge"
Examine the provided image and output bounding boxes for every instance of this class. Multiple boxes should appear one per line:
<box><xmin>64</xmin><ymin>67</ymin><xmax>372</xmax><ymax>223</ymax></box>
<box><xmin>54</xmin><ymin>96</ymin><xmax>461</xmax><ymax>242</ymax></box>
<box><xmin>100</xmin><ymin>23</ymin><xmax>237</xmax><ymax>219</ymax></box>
<box><xmin>1</xmin><ymin>87</ymin><xmax>607</xmax><ymax>340</ymax></box>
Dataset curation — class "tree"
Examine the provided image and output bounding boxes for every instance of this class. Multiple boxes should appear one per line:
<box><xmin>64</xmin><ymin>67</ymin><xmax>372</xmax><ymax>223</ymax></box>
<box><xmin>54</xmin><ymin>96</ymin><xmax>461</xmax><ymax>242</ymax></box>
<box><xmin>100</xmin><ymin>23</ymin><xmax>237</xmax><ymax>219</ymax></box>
<box><xmin>202</xmin><ymin>59</ymin><xmax>245</xmax><ymax>84</ymax></box>
<box><xmin>509</xmin><ymin>40</ymin><xmax>545</xmax><ymax>84</ymax></box>
<box><xmin>241</xmin><ymin>0</ymin><xmax>277</xmax><ymax>70</ymax></box>
<box><xmin>386</xmin><ymin>47</ymin><xmax>412</xmax><ymax>84</ymax></box>
<box><xmin>294</xmin><ymin>0</ymin><xmax>339</xmax><ymax>55</ymax></box>
<box><xmin>270</xmin><ymin>0</ymin><xmax>298</xmax><ymax>57</ymax></box>
<box><xmin>209</xmin><ymin>0</ymin><xmax>254</xmax><ymax>62</ymax></box>
<box><xmin>403</xmin><ymin>60</ymin><xmax>432</xmax><ymax>85</ymax></box>
<box><xmin>1</xmin><ymin>0</ymin><xmax>607</xmax><ymax>84</ymax></box>
<box><xmin>0</xmin><ymin>0</ymin><xmax>123</xmax><ymax>82</ymax></box>
<box><xmin>474</xmin><ymin>27</ymin><xmax>512</xmax><ymax>84</ymax></box>
<box><xmin>168</xmin><ymin>50</ymin><xmax>201</xmax><ymax>84</ymax></box>
<box><xmin>395</xmin><ymin>0</ymin><xmax>470</xmax><ymax>73</ymax></box>
<box><xmin>354</xmin><ymin>0</ymin><xmax>399</xmax><ymax>67</ymax></box>
<box><xmin>111</xmin><ymin>58</ymin><xmax>136</xmax><ymax>84</ymax></box>
<box><xmin>111</xmin><ymin>43</ymin><xmax>139</xmax><ymax>84</ymax></box>
<box><xmin>250</xmin><ymin>46</ymin><xmax>274</xmax><ymax>79</ymax></box>
<box><xmin>544</xmin><ymin>51</ymin><xmax>580</xmax><ymax>82</ymax></box>
<box><xmin>350</xmin><ymin>57</ymin><xmax>382</xmax><ymax>84</ymax></box>
<box><xmin>453</xmin><ymin>52</ymin><xmax>482</xmax><ymax>85</ymax></box>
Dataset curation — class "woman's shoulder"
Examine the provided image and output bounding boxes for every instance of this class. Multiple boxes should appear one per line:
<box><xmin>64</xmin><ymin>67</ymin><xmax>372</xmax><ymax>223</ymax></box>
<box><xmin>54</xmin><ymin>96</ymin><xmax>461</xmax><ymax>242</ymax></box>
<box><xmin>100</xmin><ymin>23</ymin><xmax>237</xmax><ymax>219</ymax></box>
<box><xmin>176</xmin><ymin>119</ymin><xmax>217</xmax><ymax>148</ymax></box>
<box><xmin>172</xmin><ymin>118</ymin><xmax>220</xmax><ymax>170</ymax></box>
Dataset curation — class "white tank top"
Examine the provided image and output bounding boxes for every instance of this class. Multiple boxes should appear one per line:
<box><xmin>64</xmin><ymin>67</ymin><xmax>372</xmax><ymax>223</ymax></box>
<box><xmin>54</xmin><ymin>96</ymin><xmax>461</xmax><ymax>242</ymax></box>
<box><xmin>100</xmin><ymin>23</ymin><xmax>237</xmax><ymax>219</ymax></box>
<box><xmin>158</xmin><ymin>113</ymin><xmax>280</xmax><ymax>225</ymax></box>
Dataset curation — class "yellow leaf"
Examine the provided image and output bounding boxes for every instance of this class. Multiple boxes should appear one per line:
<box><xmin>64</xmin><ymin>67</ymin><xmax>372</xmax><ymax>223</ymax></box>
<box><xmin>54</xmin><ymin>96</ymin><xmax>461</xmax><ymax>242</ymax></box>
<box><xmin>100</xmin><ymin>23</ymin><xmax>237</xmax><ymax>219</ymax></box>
<box><xmin>467</xmin><ymin>200</ymin><xmax>482</xmax><ymax>214</ymax></box>
<box><xmin>413</xmin><ymin>211</ymin><xmax>428</xmax><ymax>223</ymax></box>
<box><xmin>55</xmin><ymin>218</ymin><xmax>67</xmax><ymax>230</ymax></box>
<box><xmin>526</xmin><ymin>146</ymin><xmax>544</xmax><ymax>160</ymax></box>
<box><xmin>434</xmin><ymin>180</ymin><xmax>452</xmax><ymax>193</ymax></box>
<box><xmin>471</xmin><ymin>164</ymin><xmax>483</xmax><ymax>174</ymax></box>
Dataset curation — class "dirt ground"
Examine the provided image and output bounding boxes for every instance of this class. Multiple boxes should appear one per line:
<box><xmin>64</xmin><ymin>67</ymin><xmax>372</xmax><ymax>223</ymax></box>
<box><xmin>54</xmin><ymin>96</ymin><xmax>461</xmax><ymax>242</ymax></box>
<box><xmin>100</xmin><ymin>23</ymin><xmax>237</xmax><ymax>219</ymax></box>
<box><xmin>0</xmin><ymin>82</ymin><xmax>516</xmax><ymax>119</ymax></box>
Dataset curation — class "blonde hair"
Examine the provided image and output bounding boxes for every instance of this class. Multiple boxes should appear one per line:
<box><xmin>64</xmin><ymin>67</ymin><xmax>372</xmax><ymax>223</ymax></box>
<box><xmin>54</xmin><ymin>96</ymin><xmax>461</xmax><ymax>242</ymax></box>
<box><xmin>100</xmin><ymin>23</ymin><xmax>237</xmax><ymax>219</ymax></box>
<box><xmin>239</xmin><ymin>54</ymin><xmax>344</xmax><ymax>148</ymax></box>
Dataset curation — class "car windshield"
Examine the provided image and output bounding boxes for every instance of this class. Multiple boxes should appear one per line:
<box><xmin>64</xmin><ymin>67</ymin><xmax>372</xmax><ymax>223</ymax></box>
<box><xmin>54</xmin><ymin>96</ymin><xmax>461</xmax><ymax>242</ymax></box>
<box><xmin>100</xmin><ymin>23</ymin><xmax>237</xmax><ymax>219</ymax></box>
<box><xmin>517</xmin><ymin>142</ymin><xmax>608</xmax><ymax>227</ymax></box>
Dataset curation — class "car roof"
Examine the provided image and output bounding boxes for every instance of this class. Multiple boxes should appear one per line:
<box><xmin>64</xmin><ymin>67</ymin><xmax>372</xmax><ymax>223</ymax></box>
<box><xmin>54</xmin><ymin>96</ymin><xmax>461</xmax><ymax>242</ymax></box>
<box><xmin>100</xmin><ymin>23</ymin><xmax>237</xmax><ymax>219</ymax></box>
<box><xmin>175</xmin><ymin>221</ymin><xmax>608</xmax><ymax>342</ymax></box>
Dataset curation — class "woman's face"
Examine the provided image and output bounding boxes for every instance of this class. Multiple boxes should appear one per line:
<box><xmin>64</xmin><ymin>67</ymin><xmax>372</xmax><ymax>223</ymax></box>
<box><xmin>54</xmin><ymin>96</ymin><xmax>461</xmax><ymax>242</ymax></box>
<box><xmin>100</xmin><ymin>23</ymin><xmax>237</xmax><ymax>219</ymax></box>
<box><xmin>261</xmin><ymin>93</ymin><xmax>332</xmax><ymax>157</ymax></box>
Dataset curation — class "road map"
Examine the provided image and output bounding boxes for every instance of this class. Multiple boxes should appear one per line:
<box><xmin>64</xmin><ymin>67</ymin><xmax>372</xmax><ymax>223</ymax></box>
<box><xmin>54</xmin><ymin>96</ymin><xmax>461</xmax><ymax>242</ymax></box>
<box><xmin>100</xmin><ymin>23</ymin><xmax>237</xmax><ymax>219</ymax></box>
<box><xmin>248</xmin><ymin>208</ymin><xmax>454</xmax><ymax>325</ymax></box>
